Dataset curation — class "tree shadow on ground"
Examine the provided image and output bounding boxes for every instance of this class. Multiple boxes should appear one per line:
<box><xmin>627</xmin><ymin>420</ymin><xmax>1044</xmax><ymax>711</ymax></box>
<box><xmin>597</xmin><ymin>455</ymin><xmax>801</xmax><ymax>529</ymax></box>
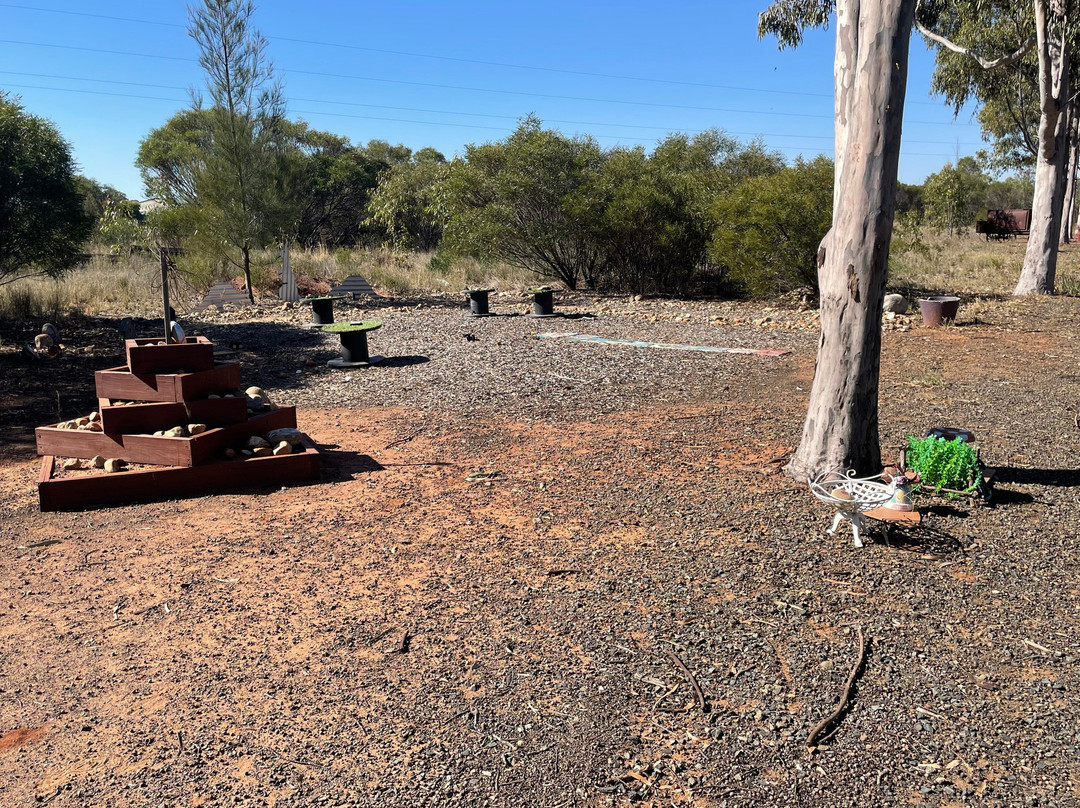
<box><xmin>181</xmin><ymin>318</ymin><xmax>429</xmax><ymax>395</ymax></box>
<box><xmin>876</xmin><ymin>519</ymin><xmax>963</xmax><ymax>555</ymax></box>
<box><xmin>992</xmin><ymin>467</ymin><xmax>1080</xmax><ymax>487</ymax></box>
<box><xmin>0</xmin><ymin>314</ymin><xmax>129</xmax><ymax>459</ymax></box>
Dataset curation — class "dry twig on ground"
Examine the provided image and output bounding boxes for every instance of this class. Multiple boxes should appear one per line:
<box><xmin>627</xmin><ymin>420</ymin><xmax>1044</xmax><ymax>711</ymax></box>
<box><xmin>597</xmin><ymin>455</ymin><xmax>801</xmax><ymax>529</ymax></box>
<box><xmin>806</xmin><ymin>625</ymin><xmax>867</xmax><ymax>748</ymax></box>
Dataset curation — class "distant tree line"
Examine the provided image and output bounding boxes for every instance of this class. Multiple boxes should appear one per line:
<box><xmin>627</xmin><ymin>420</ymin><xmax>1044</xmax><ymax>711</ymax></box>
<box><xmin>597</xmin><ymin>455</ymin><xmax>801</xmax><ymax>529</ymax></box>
<box><xmin>135</xmin><ymin>110</ymin><xmax>835</xmax><ymax>297</ymax></box>
<box><xmin>0</xmin><ymin>0</ymin><xmax>1048</xmax><ymax>301</ymax></box>
<box><xmin>896</xmin><ymin>155</ymin><xmax>1035</xmax><ymax>234</ymax></box>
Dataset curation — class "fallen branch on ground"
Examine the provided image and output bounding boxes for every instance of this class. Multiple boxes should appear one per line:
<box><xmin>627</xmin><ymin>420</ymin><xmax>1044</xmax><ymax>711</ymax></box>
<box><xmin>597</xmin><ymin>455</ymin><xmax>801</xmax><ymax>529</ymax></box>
<box><xmin>665</xmin><ymin>647</ymin><xmax>707</xmax><ymax>712</ymax></box>
<box><xmin>806</xmin><ymin>625</ymin><xmax>867</xmax><ymax>748</ymax></box>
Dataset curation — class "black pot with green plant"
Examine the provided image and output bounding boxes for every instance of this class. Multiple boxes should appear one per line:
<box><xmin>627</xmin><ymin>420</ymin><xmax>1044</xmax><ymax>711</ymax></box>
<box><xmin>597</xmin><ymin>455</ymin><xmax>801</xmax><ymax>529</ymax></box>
<box><xmin>904</xmin><ymin>434</ymin><xmax>985</xmax><ymax>498</ymax></box>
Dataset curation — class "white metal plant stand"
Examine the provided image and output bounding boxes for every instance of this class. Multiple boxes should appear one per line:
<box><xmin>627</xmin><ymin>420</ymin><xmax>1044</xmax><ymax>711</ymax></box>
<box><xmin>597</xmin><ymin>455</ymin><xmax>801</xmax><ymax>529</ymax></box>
<box><xmin>809</xmin><ymin>470</ymin><xmax>896</xmax><ymax>547</ymax></box>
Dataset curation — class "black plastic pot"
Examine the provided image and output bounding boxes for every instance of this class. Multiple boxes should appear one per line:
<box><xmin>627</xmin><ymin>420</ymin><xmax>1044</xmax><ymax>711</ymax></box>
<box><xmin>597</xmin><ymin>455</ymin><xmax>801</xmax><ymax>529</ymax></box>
<box><xmin>466</xmin><ymin>289</ymin><xmax>492</xmax><ymax>316</ymax></box>
<box><xmin>531</xmin><ymin>290</ymin><xmax>554</xmax><ymax>317</ymax></box>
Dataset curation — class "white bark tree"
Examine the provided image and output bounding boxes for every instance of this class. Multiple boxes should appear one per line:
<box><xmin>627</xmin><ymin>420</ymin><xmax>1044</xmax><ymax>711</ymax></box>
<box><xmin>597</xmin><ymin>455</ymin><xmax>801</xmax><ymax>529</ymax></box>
<box><xmin>761</xmin><ymin>0</ymin><xmax>916</xmax><ymax>478</ymax></box>
<box><xmin>762</xmin><ymin>0</ymin><xmax>1041</xmax><ymax>478</ymax></box>
<box><xmin>1058</xmin><ymin>100</ymin><xmax>1078</xmax><ymax>245</ymax></box>
<box><xmin>1014</xmin><ymin>0</ymin><xmax>1073</xmax><ymax>293</ymax></box>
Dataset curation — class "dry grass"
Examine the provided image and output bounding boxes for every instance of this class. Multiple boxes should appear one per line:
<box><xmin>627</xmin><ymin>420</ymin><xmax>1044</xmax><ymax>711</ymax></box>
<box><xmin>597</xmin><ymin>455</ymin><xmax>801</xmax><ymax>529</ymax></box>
<box><xmin>285</xmin><ymin>246</ymin><xmax>532</xmax><ymax>296</ymax></box>
<box><xmin>4</xmin><ymin>234</ymin><xmax>1079</xmax><ymax>324</ymax></box>
<box><xmin>0</xmin><ymin>248</ymin><xmax>534</xmax><ymax>321</ymax></box>
<box><xmin>0</xmin><ymin>253</ymin><xmax>162</xmax><ymax>320</ymax></box>
<box><xmin>889</xmin><ymin>230</ymin><xmax>1080</xmax><ymax>297</ymax></box>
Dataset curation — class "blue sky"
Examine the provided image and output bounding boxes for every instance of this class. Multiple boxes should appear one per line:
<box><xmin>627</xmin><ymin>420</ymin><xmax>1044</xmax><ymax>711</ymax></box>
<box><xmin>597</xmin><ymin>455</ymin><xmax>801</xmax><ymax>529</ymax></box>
<box><xmin>0</xmin><ymin>1</ymin><xmax>986</xmax><ymax>199</ymax></box>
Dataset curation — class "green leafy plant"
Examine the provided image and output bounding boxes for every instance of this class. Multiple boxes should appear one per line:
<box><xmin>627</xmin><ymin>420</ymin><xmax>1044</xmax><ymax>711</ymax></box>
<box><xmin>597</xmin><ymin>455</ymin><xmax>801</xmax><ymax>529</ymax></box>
<box><xmin>906</xmin><ymin>435</ymin><xmax>980</xmax><ymax>496</ymax></box>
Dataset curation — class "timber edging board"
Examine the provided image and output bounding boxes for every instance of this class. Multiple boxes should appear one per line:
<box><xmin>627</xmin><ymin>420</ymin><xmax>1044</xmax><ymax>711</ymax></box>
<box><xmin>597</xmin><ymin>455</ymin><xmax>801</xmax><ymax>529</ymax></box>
<box><xmin>38</xmin><ymin>446</ymin><xmax>321</xmax><ymax>512</ymax></box>
<box><xmin>99</xmin><ymin>396</ymin><xmax>249</xmax><ymax>434</ymax></box>
<box><xmin>125</xmin><ymin>336</ymin><xmax>215</xmax><ymax>375</ymax></box>
<box><xmin>95</xmin><ymin>362</ymin><xmax>241</xmax><ymax>403</ymax></box>
<box><xmin>36</xmin><ymin>407</ymin><xmax>299</xmax><ymax>466</ymax></box>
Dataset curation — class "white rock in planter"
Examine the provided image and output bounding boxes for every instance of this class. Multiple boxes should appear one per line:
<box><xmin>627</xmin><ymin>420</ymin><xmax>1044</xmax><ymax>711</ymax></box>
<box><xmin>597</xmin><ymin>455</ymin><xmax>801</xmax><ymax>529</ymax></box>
<box><xmin>272</xmin><ymin>441</ymin><xmax>293</xmax><ymax>456</ymax></box>
<box><xmin>104</xmin><ymin>458</ymin><xmax>126</xmax><ymax>473</ymax></box>
<box><xmin>91</xmin><ymin>455</ymin><xmax>106</xmax><ymax>469</ymax></box>
<box><xmin>883</xmin><ymin>293</ymin><xmax>908</xmax><ymax>314</ymax></box>
<box><xmin>188</xmin><ymin>423</ymin><xmax>207</xmax><ymax>435</ymax></box>
<box><xmin>62</xmin><ymin>458</ymin><xmax>82</xmax><ymax>471</ymax></box>
<box><xmin>245</xmin><ymin>386</ymin><xmax>272</xmax><ymax>404</ymax></box>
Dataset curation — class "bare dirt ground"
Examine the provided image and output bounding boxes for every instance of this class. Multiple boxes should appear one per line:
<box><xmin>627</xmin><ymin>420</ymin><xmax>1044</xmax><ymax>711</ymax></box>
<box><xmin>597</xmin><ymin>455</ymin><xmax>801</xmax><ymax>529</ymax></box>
<box><xmin>1</xmin><ymin>292</ymin><xmax>1079</xmax><ymax>808</ymax></box>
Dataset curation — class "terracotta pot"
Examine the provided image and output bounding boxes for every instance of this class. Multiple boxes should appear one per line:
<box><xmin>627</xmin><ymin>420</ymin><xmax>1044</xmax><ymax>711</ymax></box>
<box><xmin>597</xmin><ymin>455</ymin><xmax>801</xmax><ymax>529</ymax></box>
<box><xmin>918</xmin><ymin>296</ymin><xmax>960</xmax><ymax>327</ymax></box>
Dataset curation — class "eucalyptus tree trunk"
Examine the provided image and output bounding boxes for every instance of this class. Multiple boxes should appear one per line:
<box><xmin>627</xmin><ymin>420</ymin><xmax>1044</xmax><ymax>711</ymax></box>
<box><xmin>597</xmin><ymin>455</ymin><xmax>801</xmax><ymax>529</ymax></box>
<box><xmin>1016</xmin><ymin>0</ymin><xmax>1071</xmax><ymax>295</ymax></box>
<box><xmin>1059</xmin><ymin>101</ymin><xmax>1079</xmax><ymax>245</ymax></box>
<box><xmin>787</xmin><ymin>0</ymin><xmax>915</xmax><ymax>480</ymax></box>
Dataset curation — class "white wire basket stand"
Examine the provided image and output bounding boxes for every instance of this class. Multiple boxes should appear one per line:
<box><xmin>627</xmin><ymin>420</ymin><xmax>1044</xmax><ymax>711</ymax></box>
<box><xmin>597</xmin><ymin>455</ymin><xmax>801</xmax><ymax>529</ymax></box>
<box><xmin>809</xmin><ymin>469</ymin><xmax>897</xmax><ymax>547</ymax></box>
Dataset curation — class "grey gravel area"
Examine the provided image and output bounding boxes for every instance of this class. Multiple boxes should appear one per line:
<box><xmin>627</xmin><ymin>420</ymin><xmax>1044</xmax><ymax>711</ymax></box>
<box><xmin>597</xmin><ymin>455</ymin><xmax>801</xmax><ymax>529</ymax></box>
<box><xmin>191</xmin><ymin>292</ymin><xmax>818</xmax><ymax>421</ymax></box>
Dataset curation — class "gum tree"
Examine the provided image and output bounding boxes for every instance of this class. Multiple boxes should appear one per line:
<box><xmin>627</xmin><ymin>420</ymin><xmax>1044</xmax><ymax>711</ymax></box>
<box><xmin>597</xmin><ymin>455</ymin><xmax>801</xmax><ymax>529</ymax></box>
<box><xmin>761</xmin><ymin>0</ymin><xmax>917</xmax><ymax>479</ymax></box>
<box><xmin>922</xmin><ymin>0</ymin><xmax>1076</xmax><ymax>293</ymax></box>
<box><xmin>762</xmin><ymin>0</ymin><xmax>1034</xmax><ymax>478</ymax></box>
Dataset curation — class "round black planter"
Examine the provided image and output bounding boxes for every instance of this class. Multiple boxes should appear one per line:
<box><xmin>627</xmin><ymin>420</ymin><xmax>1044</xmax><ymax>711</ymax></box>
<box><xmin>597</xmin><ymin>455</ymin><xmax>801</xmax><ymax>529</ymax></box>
<box><xmin>530</xmin><ymin>290</ymin><xmax>555</xmax><ymax>317</ymax></box>
<box><xmin>309</xmin><ymin>298</ymin><xmax>335</xmax><ymax>325</ymax></box>
<box><xmin>324</xmin><ymin>322</ymin><xmax>384</xmax><ymax>368</ymax></box>
<box><xmin>339</xmin><ymin>329</ymin><xmax>371</xmax><ymax>363</ymax></box>
<box><xmin>466</xmin><ymin>289</ymin><xmax>493</xmax><ymax>316</ymax></box>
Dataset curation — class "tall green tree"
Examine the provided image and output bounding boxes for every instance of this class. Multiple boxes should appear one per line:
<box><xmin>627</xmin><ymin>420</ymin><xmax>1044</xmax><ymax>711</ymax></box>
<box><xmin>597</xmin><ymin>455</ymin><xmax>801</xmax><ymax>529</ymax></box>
<box><xmin>442</xmin><ymin>118</ymin><xmax>607</xmax><ymax>289</ymax></box>
<box><xmin>188</xmin><ymin>0</ymin><xmax>297</xmax><ymax>301</ymax></box>
<box><xmin>580</xmin><ymin>132</ymin><xmax>783</xmax><ymax>295</ymax></box>
<box><xmin>286</xmin><ymin>129</ymin><xmax>385</xmax><ymax>248</ymax></box>
<box><xmin>0</xmin><ymin>92</ymin><xmax>93</xmax><ymax>286</ymax></box>
<box><xmin>922</xmin><ymin>156</ymin><xmax>990</xmax><ymax>233</ymax></box>
<box><xmin>368</xmin><ymin>149</ymin><xmax>449</xmax><ymax>251</ymax></box>
<box><xmin>137</xmin><ymin>108</ymin><xmax>214</xmax><ymax>207</ymax></box>
<box><xmin>921</xmin><ymin>0</ymin><xmax>1075</xmax><ymax>293</ymax></box>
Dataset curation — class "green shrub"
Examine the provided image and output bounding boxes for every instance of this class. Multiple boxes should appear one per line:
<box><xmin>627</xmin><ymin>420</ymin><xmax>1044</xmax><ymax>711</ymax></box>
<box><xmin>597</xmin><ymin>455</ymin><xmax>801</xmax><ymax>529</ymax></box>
<box><xmin>906</xmin><ymin>435</ymin><xmax>980</xmax><ymax>495</ymax></box>
<box><xmin>708</xmin><ymin>155</ymin><xmax>833</xmax><ymax>296</ymax></box>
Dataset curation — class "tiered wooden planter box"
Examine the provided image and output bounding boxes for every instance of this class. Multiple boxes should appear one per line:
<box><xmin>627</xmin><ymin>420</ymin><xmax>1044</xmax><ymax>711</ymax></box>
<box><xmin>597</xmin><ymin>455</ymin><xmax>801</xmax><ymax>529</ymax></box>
<box><xmin>35</xmin><ymin>338</ymin><xmax>320</xmax><ymax>511</ymax></box>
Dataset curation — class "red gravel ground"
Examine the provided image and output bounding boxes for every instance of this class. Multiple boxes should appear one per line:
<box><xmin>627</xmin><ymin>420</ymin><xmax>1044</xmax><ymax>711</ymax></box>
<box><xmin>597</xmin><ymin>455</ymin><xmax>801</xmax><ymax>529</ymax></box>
<box><xmin>1</xmin><ymin>293</ymin><xmax>1079</xmax><ymax>808</ymax></box>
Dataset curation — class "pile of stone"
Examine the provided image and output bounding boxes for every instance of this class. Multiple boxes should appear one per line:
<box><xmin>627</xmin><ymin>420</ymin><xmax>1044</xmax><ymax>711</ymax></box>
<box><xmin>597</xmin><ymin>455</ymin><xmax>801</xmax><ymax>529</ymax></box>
<box><xmin>223</xmin><ymin>427</ymin><xmax>307</xmax><ymax>460</ymax></box>
<box><xmin>55</xmin><ymin>412</ymin><xmax>104</xmax><ymax>432</ymax></box>
<box><xmin>151</xmin><ymin>424</ymin><xmax>207</xmax><ymax>437</ymax></box>
<box><xmin>61</xmin><ymin>456</ymin><xmax>127</xmax><ymax>474</ymax></box>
